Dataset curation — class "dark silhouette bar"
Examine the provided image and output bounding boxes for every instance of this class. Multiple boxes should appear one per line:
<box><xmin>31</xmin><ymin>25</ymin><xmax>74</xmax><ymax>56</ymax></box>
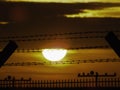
<box><xmin>0</xmin><ymin>71</ymin><xmax>120</xmax><ymax>89</ymax></box>
<box><xmin>78</xmin><ymin>71</ymin><xmax>116</xmax><ymax>87</ymax></box>
<box><xmin>0</xmin><ymin>40</ymin><xmax>18</xmax><ymax>67</ymax></box>
<box><xmin>105</xmin><ymin>32</ymin><xmax>120</xmax><ymax>57</ymax></box>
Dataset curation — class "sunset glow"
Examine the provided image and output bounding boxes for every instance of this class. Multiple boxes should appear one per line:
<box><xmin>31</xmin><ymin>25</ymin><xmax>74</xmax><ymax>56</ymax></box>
<box><xmin>65</xmin><ymin>7</ymin><xmax>120</xmax><ymax>18</ymax></box>
<box><xmin>42</xmin><ymin>49</ymin><xmax>67</xmax><ymax>61</ymax></box>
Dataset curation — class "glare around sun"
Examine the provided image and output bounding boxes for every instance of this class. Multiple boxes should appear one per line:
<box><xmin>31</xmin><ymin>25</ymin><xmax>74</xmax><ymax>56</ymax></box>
<box><xmin>42</xmin><ymin>49</ymin><xmax>67</xmax><ymax>61</ymax></box>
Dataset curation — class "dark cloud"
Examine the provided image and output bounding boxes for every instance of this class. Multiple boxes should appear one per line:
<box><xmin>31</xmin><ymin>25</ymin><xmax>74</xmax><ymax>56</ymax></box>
<box><xmin>0</xmin><ymin>2</ymin><xmax>120</xmax><ymax>21</ymax></box>
<box><xmin>0</xmin><ymin>2</ymin><xmax>120</xmax><ymax>35</ymax></box>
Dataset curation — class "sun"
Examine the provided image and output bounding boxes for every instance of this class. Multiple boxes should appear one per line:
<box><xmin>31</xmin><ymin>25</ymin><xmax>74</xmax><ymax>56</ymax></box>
<box><xmin>42</xmin><ymin>49</ymin><xmax>67</xmax><ymax>61</ymax></box>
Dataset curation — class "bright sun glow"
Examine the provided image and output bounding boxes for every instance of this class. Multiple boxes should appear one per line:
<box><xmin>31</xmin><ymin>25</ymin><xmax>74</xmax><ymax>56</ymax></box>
<box><xmin>42</xmin><ymin>49</ymin><xmax>67</xmax><ymax>61</ymax></box>
<box><xmin>65</xmin><ymin>7</ymin><xmax>120</xmax><ymax>18</ymax></box>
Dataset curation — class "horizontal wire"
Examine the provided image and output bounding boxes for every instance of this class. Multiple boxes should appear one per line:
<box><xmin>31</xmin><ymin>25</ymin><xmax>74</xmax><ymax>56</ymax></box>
<box><xmin>0</xmin><ymin>30</ymin><xmax>119</xmax><ymax>42</ymax></box>
<box><xmin>4</xmin><ymin>58</ymin><xmax>120</xmax><ymax>66</ymax></box>
<box><xmin>0</xmin><ymin>30</ymin><xmax>119</xmax><ymax>39</ymax></box>
<box><xmin>0</xmin><ymin>36</ymin><xmax>116</xmax><ymax>42</ymax></box>
<box><xmin>13</xmin><ymin>45</ymin><xmax>110</xmax><ymax>53</ymax></box>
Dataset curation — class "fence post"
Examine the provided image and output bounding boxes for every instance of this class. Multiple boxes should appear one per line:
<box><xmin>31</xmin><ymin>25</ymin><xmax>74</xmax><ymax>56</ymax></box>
<box><xmin>95</xmin><ymin>72</ymin><xmax>98</xmax><ymax>87</ymax></box>
<box><xmin>74</xmin><ymin>79</ymin><xmax>75</xmax><ymax>88</ymax></box>
<box><xmin>115</xmin><ymin>78</ymin><xmax>117</xmax><ymax>87</ymax></box>
<box><xmin>12</xmin><ymin>76</ymin><xmax>15</xmax><ymax>88</ymax></box>
<box><xmin>105</xmin><ymin>78</ymin><xmax>107</xmax><ymax>87</ymax></box>
<box><xmin>49</xmin><ymin>80</ymin><xmax>51</xmax><ymax>88</ymax></box>
<box><xmin>101</xmin><ymin>78</ymin><xmax>104</xmax><ymax>87</ymax></box>
<box><xmin>62</xmin><ymin>80</ymin><xmax>63</xmax><ymax>88</ymax></box>
<box><xmin>65</xmin><ymin>79</ymin><xmax>66</xmax><ymax>88</ymax></box>
<box><xmin>118</xmin><ymin>78</ymin><xmax>120</xmax><ymax>87</ymax></box>
<box><xmin>59</xmin><ymin>80</ymin><xmax>60</xmax><ymax>88</ymax></box>
<box><xmin>79</xmin><ymin>79</ymin><xmax>81</xmax><ymax>87</ymax></box>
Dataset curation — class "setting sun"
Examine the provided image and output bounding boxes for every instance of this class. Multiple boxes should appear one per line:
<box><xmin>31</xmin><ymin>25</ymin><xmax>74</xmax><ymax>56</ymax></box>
<box><xmin>42</xmin><ymin>49</ymin><xmax>67</xmax><ymax>61</ymax></box>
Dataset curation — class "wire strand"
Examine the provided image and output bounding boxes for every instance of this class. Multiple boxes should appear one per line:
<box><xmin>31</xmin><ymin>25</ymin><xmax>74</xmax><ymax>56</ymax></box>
<box><xmin>4</xmin><ymin>58</ymin><xmax>120</xmax><ymax>66</ymax></box>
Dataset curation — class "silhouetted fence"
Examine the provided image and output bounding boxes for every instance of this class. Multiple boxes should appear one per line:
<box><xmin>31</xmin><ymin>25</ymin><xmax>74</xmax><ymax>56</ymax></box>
<box><xmin>0</xmin><ymin>76</ymin><xmax>120</xmax><ymax>88</ymax></box>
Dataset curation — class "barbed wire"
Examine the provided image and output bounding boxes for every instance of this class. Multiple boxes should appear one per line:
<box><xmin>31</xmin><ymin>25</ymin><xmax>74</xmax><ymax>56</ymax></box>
<box><xmin>12</xmin><ymin>45</ymin><xmax>109</xmax><ymax>53</ymax></box>
<box><xmin>0</xmin><ymin>36</ymin><xmax>117</xmax><ymax>42</ymax></box>
<box><xmin>4</xmin><ymin>58</ymin><xmax>120</xmax><ymax>66</ymax></box>
<box><xmin>0</xmin><ymin>30</ymin><xmax>119</xmax><ymax>39</ymax></box>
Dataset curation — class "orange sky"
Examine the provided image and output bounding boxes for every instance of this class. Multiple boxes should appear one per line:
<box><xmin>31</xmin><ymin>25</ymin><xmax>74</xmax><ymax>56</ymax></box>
<box><xmin>0</xmin><ymin>1</ymin><xmax>120</xmax><ymax>82</ymax></box>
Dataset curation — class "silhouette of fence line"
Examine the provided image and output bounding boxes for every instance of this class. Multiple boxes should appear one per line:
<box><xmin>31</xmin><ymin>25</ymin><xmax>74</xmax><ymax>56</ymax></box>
<box><xmin>0</xmin><ymin>76</ymin><xmax>120</xmax><ymax>88</ymax></box>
